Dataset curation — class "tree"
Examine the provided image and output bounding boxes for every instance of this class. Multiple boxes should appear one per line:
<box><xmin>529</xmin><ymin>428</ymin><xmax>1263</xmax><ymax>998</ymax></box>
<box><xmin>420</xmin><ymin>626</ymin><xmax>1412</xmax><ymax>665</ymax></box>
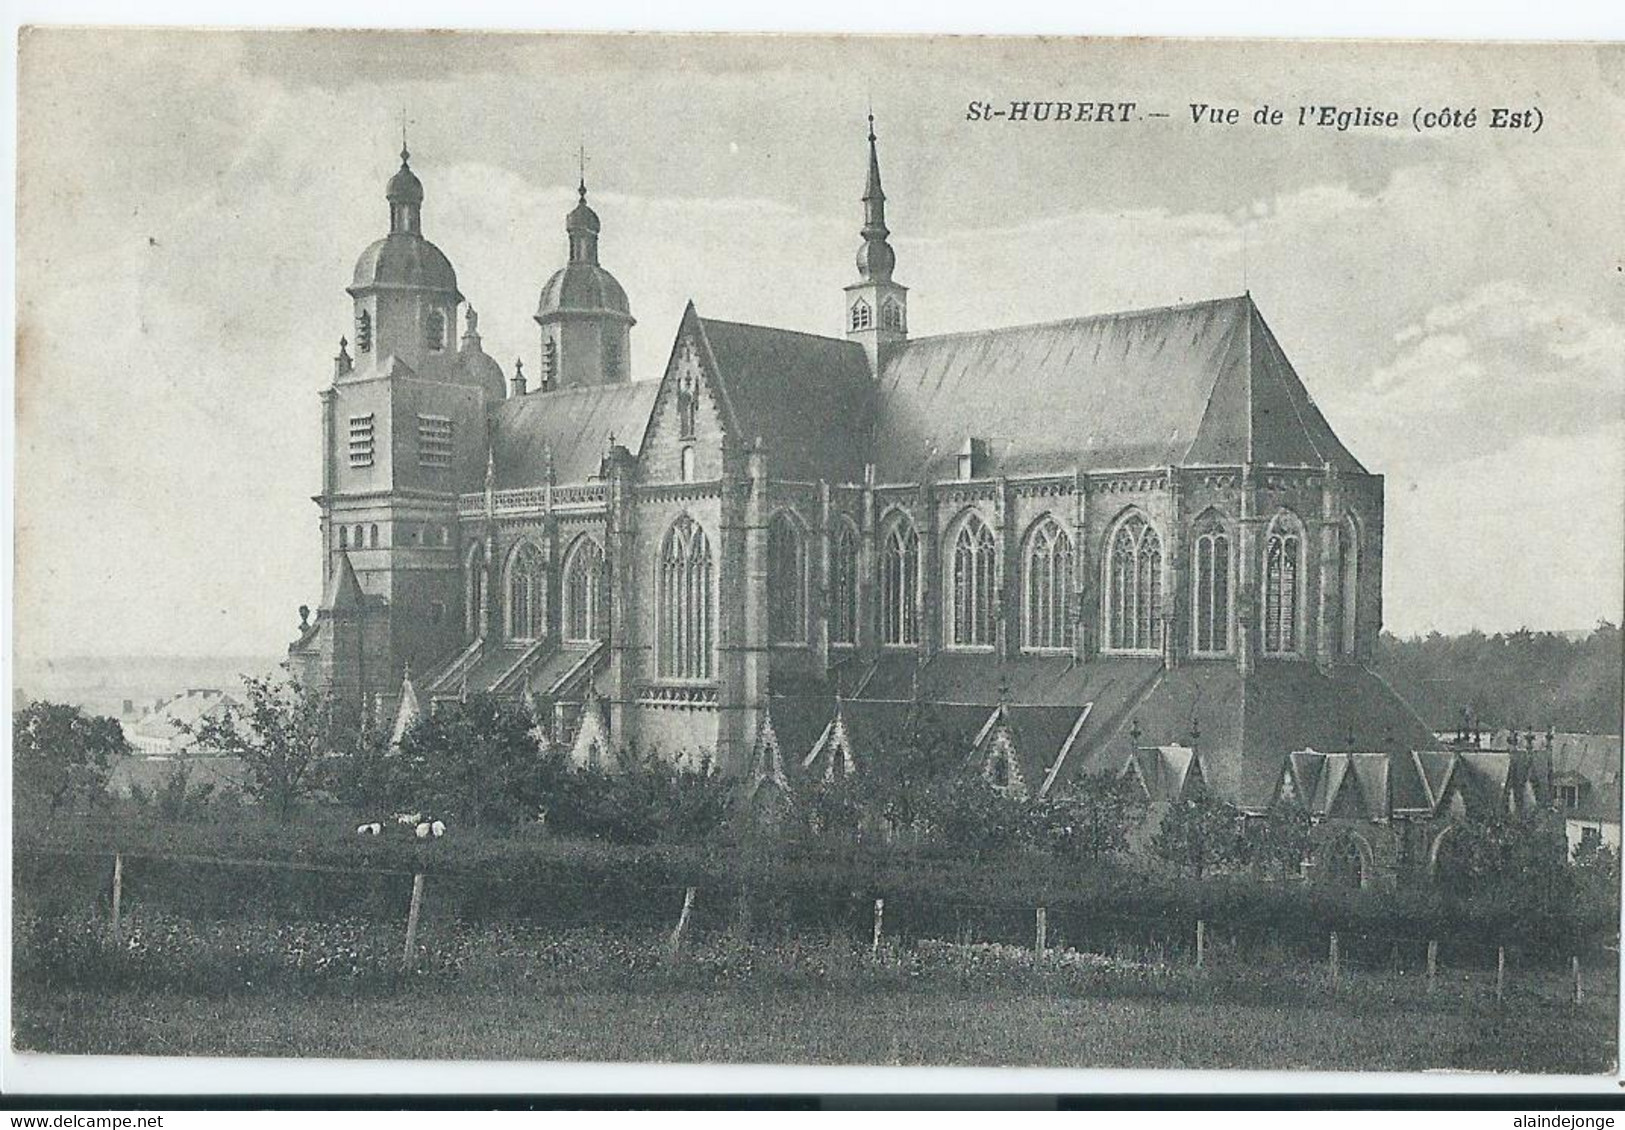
<box><xmin>393</xmin><ymin>694</ymin><xmax>566</xmax><ymax>830</ymax></box>
<box><xmin>1151</xmin><ymin>779</ymin><xmax>1241</xmax><ymax>879</ymax></box>
<box><xmin>323</xmin><ymin>704</ymin><xmax>395</xmax><ymax>815</ymax></box>
<box><xmin>13</xmin><ymin>701</ymin><xmax>126</xmax><ymax>812</ymax></box>
<box><xmin>1038</xmin><ymin>773</ymin><xmax>1147</xmax><ymax>863</ymax></box>
<box><xmin>178</xmin><ymin>672</ymin><xmax>338</xmax><ymax>820</ymax></box>
<box><xmin>1237</xmin><ymin>802</ymin><xmax>1313</xmax><ymax>879</ymax></box>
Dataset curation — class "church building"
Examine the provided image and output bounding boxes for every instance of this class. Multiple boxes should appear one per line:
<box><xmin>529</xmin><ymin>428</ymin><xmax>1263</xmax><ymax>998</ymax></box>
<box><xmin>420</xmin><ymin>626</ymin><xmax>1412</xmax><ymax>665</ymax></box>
<box><xmin>289</xmin><ymin>121</ymin><xmax>1550</xmax><ymax>884</ymax></box>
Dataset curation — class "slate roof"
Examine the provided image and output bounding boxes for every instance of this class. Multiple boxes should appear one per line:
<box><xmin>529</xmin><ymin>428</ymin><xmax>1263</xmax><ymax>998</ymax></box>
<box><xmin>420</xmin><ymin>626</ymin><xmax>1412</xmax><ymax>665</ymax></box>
<box><xmin>870</xmin><ymin>294</ymin><xmax>1363</xmax><ymax>481</ymax></box>
<box><xmin>693</xmin><ymin>313</ymin><xmax>876</xmax><ymax>484</ymax></box>
<box><xmin>491</xmin><ymin>380</ymin><xmax>661</xmax><ymax>488</ymax></box>
<box><xmin>1071</xmin><ymin>660</ymin><xmax>1437</xmax><ymax>812</ymax></box>
<box><xmin>350</xmin><ymin>232</ymin><xmax>459</xmax><ymax>297</ymax></box>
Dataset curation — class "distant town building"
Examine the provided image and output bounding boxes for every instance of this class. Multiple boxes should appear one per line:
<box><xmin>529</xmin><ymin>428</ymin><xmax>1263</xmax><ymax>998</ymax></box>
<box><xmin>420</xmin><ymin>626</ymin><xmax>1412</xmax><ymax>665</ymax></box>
<box><xmin>122</xmin><ymin>688</ymin><xmax>240</xmax><ymax>756</ymax></box>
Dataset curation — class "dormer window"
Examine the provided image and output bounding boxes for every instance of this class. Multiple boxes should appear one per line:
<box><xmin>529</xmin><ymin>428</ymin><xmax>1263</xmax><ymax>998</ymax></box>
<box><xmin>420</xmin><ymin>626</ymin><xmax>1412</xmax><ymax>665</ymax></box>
<box><xmin>851</xmin><ymin>298</ymin><xmax>872</xmax><ymax>331</ymax></box>
<box><xmin>356</xmin><ymin>309</ymin><xmax>372</xmax><ymax>353</ymax></box>
<box><xmin>425</xmin><ymin>310</ymin><xmax>446</xmax><ymax>352</ymax></box>
<box><xmin>957</xmin><ymin>437</ymin><xmax>987</xmax><ymax>481</ymax></box>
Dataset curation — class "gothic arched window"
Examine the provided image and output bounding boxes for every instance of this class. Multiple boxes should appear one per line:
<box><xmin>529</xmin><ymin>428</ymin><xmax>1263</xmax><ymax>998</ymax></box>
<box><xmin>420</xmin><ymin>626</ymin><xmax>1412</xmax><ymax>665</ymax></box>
<box><xmin>563</xmin><ymin>537</ymin><xmax>606</xmax><ymax>643</ymax></box>
<box><xmin>850</xmin><ymin>298</ymin><xmax>873</xmax><ymax>331</ymax></box>
<box><xmin>830</xmin><ymin>519</ymin><xmax>859</xmax><ymax>647</ymax></box>
<box><xmin>658</xmin><ymin>516</ymin><xmax>713</xmax><ymax>680</ymax></box>
<box><xmin>1191</xmin><ymin>513</ymin><xmax>1231</xmax><ymax>655</ymax></box>
<box><xmin>338</xmin><ymin>526</ymin><xmax>348</xmax><ymax>550</ymax></box>
<box><xmin>506</xmin><ymin>542</ymin><xmax>546</xmax><ymax>641</ymax></box>
<box><xmin>464</xmin><ymin>541</ymin><xmax>486</xmax><ymax>641</ymax></box>
<box><xmin>879</xmin><ymin>515</ymin><xmax>920</xmax><ymax>646</ymax></box>
<box><xmin>425</xmin><ymin>309</ymin><xmax>446</xmax><ymax>352</ymax></box>
<box><xmin>369</xmin><ymin>524</ymin><xmax>379</xmax><ymax>549</ymax></box>
<box><xmin>356</xmin><ymin>309</ymin><xmax>372</xmax><ymax>353</ymax></box>
<box><xmin>1023</xmin><ymin>517</ymin><xmax>1074</xmax><ymax>651</ymax></box>
<box><xmin>768</xmin><ymin>512</ymin><xmax>808</xmax><ymax>645</ymax></box>
<box><xmin>1105</xmin><ymin>512</ymin><xmax>1163</xmax><ymax>653</ymax></box>
<box><xmin>1263</xmin><ymin>514</ymin><xmax>1304</xmax><ymax>655</ymax></box>
<box><xmin>948</xmin><ymin>513</ymin><xmax>997</xmax><ymax>648</ymax></box>
<box><xmin>881</xmin><ymin>297</ymin><xmax>904</xmax><ymax>331</ymax></box>
<box><xmin>1339</xmin><ymin>514</ymin><xmax>1360</xmax><ymax>657</ymax></box>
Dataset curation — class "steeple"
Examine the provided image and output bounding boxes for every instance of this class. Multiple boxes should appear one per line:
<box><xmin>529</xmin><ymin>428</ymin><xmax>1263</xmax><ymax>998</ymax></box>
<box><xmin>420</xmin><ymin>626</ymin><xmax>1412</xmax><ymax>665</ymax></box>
<box><xmin>844</xmin><ymin>110</ymin><xmax>908</xmax><ymax>374</ymax></box>
<box><xmin>857</xmin><ymin>112</ymin><xmax>896</xmax><ymax>282</ymax></box>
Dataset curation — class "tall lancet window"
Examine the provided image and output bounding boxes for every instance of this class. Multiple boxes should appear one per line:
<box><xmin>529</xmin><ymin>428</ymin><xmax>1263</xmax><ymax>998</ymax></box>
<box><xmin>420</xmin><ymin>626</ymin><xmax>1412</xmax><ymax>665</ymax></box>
<box><xmin>1339</xmin><ymin>514</ymin><xmax>1360</xmax><ymax>657</ymax></box>
<box><xmin>949</xmin><ymin>513</ymin><xmax>997</xmax><ymax>648</ymax></box>
<box><xmin>506</xmin><ymin>542</ymin><xmax>546</xmax><ymax>641</ymax></box>
<box><xmin>425</xmin><ymin>309</ymin><xmax>446</xmax><ymax>352</ymax></box>
<box><xmin>1263</xmin><ymin>514</ymin><xmax>1304</xmax><ymax>655</ymax></box>
<box><xmin>658</xmin><ymin>516</ymin><xmax>713</xmax><ymax>680</ymax></box>
<box><xmin>1106</xmin><ymin>513</ymin><xmax>1163</xmax><ymax>652</ymax></box>
<box><xmin>879</xmin><ymin>515</ymin><xmax>920</xmax><ymax>646</ymax></box>
<box><xmin>1191</xmin><ymin>513</ymin><xmax>1232</xmax><ymax>655</ymax></box>
<box><xmin>464</xmin><ymin>541</ymin><xmax>487</xmax><ymax>642</ymax></box>
<box><xmin>356</xmin><ymin>309</ymin><xmax>372</xmax><ymax>353</ymax></box>
<box><xmin>830</xmin><ymin>520</ymin><xmax>859</xmax><ymax>646</ymax></box>
<box><xmin>563</xmin><ymin>537</ymin><xmax>606</xmax><ymax>643</ymax></box>
<box><xmin>1023</xmin><ymin>518</ymin><xmax>1074</xmax><ymax>651</ymax></box>
<box><xmin>768</xmin><ymin>513</ymin><xmax>809</xmax><ymax>645</ymax></box>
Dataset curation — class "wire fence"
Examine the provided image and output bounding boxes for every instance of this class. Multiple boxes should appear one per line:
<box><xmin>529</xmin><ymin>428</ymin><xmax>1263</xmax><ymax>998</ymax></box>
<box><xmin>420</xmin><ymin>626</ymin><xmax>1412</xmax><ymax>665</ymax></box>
<box><xmin>14</xmin><ymin>844</ymin><xmax>1616</xmax><ymax>1009</ymax></box>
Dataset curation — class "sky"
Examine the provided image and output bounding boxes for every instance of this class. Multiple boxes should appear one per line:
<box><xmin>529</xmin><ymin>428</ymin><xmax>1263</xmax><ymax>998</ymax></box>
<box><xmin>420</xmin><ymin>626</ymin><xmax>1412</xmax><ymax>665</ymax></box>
<box><xmin>12</xmin><ymin>30</ymin><xmax>1625</xmax><ymax>659</ymax></box>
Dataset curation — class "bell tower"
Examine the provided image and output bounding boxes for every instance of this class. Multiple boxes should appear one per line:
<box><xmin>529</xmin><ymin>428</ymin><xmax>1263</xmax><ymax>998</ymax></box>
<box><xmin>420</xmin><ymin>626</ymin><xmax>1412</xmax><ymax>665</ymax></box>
<box><xmin>844</xmin><ymin>113</ymin><xmax>908</xmax><ymax>375</ymax></box>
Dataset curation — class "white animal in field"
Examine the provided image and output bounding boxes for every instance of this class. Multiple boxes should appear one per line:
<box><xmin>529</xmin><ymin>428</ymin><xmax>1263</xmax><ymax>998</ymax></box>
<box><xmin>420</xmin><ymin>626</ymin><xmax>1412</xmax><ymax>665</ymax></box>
<box><xmin>415</xmin><ymin>821</ymin><xmax>431</xmax><ymax>839</ymax></box>
<box><xmin>430</xmin><ymin>820</ymin><xmax>446</xmax><ymax>838</ymax></box>
<box><xmin>395</xmin><ymin>812</ymin><xmax>422</xmax><ymax>826</ymax></box>
<box><xmin>355</xmin><ymin>822</ymin><xmax>383</xmax><ymax>836</ymax></box>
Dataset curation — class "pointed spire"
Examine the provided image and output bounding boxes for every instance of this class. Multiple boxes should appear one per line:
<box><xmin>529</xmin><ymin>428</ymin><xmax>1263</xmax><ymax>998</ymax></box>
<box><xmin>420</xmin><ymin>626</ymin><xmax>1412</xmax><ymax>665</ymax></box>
<box><xmin>325</xmin><ymin>550</ymin><xmax>365</xmax><ymax>611</ymax></box>
<box><xmin>855</xmin><ymin>110</ymin><xmax>896</xmax><ymax>282</ymax></box>
<box><xmin>390</xmin><ymin>663</ymin><xmax>422</xmax><ymax>748</ymax></box>
<box><xmin>510</xmin><ymin>356</ymin><xmax>526</xmax><ymax>398</ymax></box>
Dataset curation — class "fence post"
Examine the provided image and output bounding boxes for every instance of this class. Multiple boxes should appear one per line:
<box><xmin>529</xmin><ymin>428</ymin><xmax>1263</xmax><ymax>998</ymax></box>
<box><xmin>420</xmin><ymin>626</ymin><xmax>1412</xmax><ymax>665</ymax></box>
<box><xmin>1035</xmin><ymin>907</ymin><xmax>1047</xmax><ymax>960</ymax></box>
<box><xmin>1495</xmin><ymin>945</ymin><xmax>1505</xmax><ymax>1003</ymax></box>
<box><xmin>872</xmin><ymin>898</ymin><xmax>884</xmax><ymax>956</ymax></box>
<box><xmin>109</xmin><ymin>852</ymin><xmax>124</xmax><ymax>946</ymax></box>
<box><xmin>1329</xmin><ymin>932</ymin><xmax>1340</xmax><ymax>988</ymax></box>
<box><xmin>400</xmin><ymin>872</ymin><xmax>426</xmax><ymax>972</ymax></box>
<box><xmin>1426</xmin><ymin>940</ymin><xmax>1438</xmax><ymax>995</ymax></box>
<box><xmin>1195</xmin><ymin>920</ymin><xmax>1206</xmax><ymax>969</ymax></box>
<box><xmin>1573</xmin><ymin>955</ymin><xmax>1583</xmax><ymax>1006</ymax></box>
<box><xmin>670</xmin><ymin>886</ymin><xmax>696</xmax><ymax>959</ymax></box>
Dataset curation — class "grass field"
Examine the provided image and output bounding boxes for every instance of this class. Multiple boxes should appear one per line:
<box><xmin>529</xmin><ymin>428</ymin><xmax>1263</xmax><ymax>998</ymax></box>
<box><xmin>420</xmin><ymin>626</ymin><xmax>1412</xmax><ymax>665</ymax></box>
<box><xmin>14</xmin><ymin>978</ymin><xmax>1616</xmax><ymax>1073</ymax></box>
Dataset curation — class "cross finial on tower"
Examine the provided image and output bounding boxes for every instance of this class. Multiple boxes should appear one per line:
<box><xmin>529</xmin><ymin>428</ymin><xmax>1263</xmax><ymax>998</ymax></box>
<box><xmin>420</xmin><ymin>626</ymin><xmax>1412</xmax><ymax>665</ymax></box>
<box><xmin>578</xmin><ymin>143</ymin><xmax>587</xmax><ymax>202</ymax></box>
<box><xmin>400</xmin><ymin>108</ymin><xmax>410</xmax><ymax>165</ymax></box>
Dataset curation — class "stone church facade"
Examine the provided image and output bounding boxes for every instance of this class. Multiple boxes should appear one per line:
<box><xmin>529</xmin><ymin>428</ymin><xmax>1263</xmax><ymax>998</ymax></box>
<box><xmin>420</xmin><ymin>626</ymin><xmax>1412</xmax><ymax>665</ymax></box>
<box><xmin>289</xmin><ymin>123</ymin><xmax>1552</xmax><ymax>884</ymax></box>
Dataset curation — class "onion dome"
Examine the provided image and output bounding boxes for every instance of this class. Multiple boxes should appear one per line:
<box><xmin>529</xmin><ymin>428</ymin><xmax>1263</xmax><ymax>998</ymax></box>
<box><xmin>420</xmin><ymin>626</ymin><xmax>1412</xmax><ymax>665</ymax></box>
<box><xmin>351</xmin><ymin>235</ymin><xmax>459</xmax><ymax>295</ymax></box>
<box><xmin>385</xmin><ymin>146</ymin><xmax>424</xmax><ymax>207</ymax></box>
<box><xmin>535</xmin><ymin>179</ymin><xmax>634</xmax><ymax>327</ymax></box>
<box><xmin>349</xmin><ymin>143</ymin><xmax>461</xmax><ymax>298</ymax></box>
